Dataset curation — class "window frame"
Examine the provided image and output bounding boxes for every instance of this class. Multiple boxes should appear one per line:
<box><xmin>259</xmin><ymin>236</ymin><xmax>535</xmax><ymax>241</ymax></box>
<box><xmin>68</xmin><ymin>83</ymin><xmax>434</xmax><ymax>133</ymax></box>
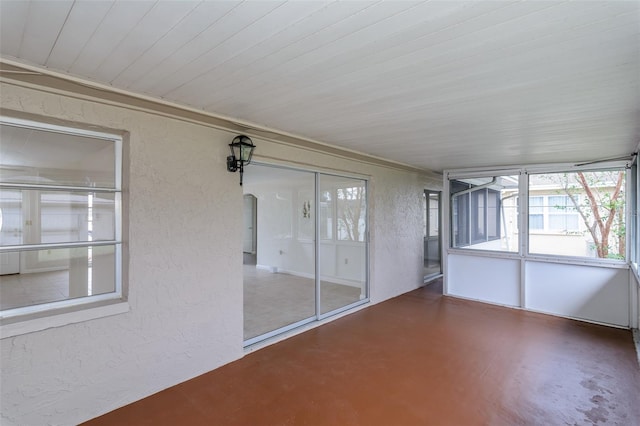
<box><xmin>527</xmin><ymin>194</ymin><xmax>581</xmax><ymax>234</ymax></box>
<box><xmin>527</xmin><ymin>169</ymin><xmax>627</xmax><ymax>261</ymax></box>
<box><xmin>450</xmin><ymin>180</ymin><xmax>506</xmax><ymax>250</ymax></box>
<box><xmin>446</xmin><ymin>163</ymin><xmax>632</xmax><ymax>266</ymax></box>
<box><xmin>319</xmin><ymin>182</ymin><xmax>367</xmax><ymax>243</ymax></box>
<box><xmin>0</xmin><ymin>116</ymin><xmax>123</xmax><ymax>320</ymax></box>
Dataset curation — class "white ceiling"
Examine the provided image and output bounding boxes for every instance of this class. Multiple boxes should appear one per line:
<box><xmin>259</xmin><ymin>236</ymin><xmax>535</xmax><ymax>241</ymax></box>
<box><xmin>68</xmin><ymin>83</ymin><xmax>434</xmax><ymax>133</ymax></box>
<box><xmin>1</xmin><ymin>1</ymin><xmax>638</xmax><ymax>172</ymax></box>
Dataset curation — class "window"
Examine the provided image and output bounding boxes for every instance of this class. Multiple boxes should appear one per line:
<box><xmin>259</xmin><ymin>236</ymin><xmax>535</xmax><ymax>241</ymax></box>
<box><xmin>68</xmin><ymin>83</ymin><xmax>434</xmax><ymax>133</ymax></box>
<box><xmin>0</xmin><ymin>117</ymin><xmax>122</xmax><ymax>318</ymax></box>
<box><xmin>450</xmin><ymin>175</ymin><xmax>519</xmax><ymax>252</ymax></box>
<box><xmin>528</xmin><ymin>195</ymin><xmax>580</xmax><ymax>233</ymax></box>
<box><xmin>471</xmin><ymin>189</ymin><xmax>487</xmax><ymax>243</ymax></box>
<box><xmin>528</xmin><ymin>170</ymin><xmax>626</xmax><ymax>259</ymax></box>
<box><xmin>336</xmin><ymin>186</ymin><xmax>366</xmax><ymax>242</ymax></box>
<box><xmin>423</xmin><ymin>192</ymin><xmax>439</xmax><ymax>238</ymax></box>
<box><xmin>529</xmin><ymin>196</ymin><xmax>544</xmax><ymax>230</ymax></box>
<box><xmin>548</xmin><ymin>195</ymin><xmax>579</xmax><ymax>231</ymax></box>
<box><xmin>320</xmin><ymin>190</ymin><xmax>333</xmax><ymax>240</ymax></box>
<box><xmin>319</xmin><ymin>183</ymin><xmax>366</xmax><ymax>243</ymax></box>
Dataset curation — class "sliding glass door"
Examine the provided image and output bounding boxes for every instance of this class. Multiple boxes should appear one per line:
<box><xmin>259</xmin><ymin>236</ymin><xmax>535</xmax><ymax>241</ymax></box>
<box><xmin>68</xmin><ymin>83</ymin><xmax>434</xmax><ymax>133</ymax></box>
<box><xmin>319</xmin><ymin>175</ymin><xmax>367</xmax><ymax>315</ymax></box>
<box><xmin>243</xmin><ymin>166</ymin><xmax>316</xmax><ymax>342</ymax></box>
<box><xmin>243</xmin><ymin>165</ymin><xmax>368</xmax><ymax>345</ymax></box>
<box><xmin>424</xmin><ymin>190</ymin><xmax>442</xmax><ymax>280</ymax></box>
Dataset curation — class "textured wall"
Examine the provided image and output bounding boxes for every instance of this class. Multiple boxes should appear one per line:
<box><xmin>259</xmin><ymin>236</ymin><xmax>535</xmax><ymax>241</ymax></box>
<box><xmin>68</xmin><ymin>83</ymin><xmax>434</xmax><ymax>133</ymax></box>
<box><xmin>0</xmin><ymin>82</ymin><xmax>428</xmax><ymax>425</ymax></box>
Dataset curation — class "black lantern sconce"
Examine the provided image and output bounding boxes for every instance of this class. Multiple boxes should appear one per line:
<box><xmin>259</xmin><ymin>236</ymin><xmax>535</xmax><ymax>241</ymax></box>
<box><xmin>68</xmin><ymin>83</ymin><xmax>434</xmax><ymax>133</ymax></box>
<box><xmin>226</xmin><ymin>135</ymin><xmax>255</xmax><ymax>185</ymax></box>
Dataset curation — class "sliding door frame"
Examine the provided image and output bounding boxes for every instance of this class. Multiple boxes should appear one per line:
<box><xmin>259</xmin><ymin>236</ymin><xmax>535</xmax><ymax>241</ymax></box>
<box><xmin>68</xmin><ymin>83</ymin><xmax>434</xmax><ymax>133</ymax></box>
<box><xmin>244</xmin><ymin>162</ymin><xmax>370</xmax><ymax>346</ymax></box>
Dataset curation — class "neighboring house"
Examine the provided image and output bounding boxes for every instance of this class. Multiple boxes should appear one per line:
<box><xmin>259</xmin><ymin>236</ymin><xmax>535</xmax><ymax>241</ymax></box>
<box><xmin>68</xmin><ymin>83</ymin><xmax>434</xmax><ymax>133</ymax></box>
<box><xmin>451</xmin><ymin>171</ymin><xmax>626</xmax><ymax>259</ymax></box>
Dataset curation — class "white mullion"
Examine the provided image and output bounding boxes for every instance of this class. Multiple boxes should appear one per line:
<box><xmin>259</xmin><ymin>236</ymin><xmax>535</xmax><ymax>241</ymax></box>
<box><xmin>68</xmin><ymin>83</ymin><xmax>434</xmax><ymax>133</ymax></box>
<box><xmin>0</xmin><ymin>183</ymin><xmax>118</xmax><ymax>192</ymax></box>
<box><xmin>520</xmin><ymin>172</ymin><xmax>529</xmax><ymax>309</ymax></box>
<box><xmin>315</xmin><ymin>173</ymin><xmax>321</xmax><ymax>319</ymax></box>
<box><xmin>0</xmin><ymin>240</ymin><xmax>119</xmax><ymax>252</ymax></box>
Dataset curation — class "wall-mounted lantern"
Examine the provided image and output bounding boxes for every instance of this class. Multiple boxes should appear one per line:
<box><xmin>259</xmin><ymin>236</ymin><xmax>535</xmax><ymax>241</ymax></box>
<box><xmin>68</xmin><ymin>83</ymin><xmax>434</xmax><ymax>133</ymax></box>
<box><xmin>226</xmin><ymin>135</ymin><xmax>255</xmax><ymax>186</ymax></box>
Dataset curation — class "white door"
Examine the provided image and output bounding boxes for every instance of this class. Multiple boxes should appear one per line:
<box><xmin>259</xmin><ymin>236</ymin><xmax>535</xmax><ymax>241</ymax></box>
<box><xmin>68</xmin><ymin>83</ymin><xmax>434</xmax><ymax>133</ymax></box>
<box><xmin>243</xmin><ymin>195</ymin><xmax>256</xmax><ymax>253</ymax></box>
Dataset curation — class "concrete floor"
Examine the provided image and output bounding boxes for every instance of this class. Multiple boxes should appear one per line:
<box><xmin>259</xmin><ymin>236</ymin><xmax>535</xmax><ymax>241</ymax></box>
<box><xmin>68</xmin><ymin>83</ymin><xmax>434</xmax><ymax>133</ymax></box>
<box><xmin>84</xmin><ymin>279</ymin><xmax>640</xmax><ymax>425</ymax></box>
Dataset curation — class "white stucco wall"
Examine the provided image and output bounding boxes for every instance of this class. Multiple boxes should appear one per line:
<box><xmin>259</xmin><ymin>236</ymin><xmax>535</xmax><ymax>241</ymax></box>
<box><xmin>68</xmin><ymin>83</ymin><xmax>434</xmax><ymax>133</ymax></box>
<box><xmin>0</xmin><ymin>82</ymin><xmax>428</xmax><ymax>425</ymax></box>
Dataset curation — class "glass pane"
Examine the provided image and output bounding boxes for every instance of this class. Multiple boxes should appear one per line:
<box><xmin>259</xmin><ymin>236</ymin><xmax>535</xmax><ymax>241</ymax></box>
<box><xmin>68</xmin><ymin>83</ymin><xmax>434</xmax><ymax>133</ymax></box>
<box><xmin>529</xmin><ymin>170</ymin><xmax>626</xmax><ymax>259</ymax></box>
<box><xmin>549</xmin><ymin>195</ymin><xmax>568</xmax><ymax>209</ymax></box>
<box><xmin>548</xmin><ymin>214</ymin><xmax>579</xmax><ymax>231</ymax></box>
<box><xmin>423</xmin><ymin>192</ymin><xmax>427</xmax><ymax>238</ymax></box>
<box><xmin>471</xmin><ymin>190</ymin><xmax>486</xmax><ymax>243</ymax></box>
<box><xmin>450</xmin><ymin>175</ymin><xmax>519</xmax><ymax>252</ymax></box>
<box><xmin>0</xmin><ymin>189</ymin><xmax>22</xmax><ymax>246</ymax></box>
<box><xmin>336</xmin><ymin>185</ymin><xmax>366</xmax><ymax>242</ymax></box>
<box><xmin>0</xmin><ymin>123</ymin><xmax>116</xmax><ymax>188</ymax></box>
<box><xmin>0</xmin><ymin>245</ymin><xmax>116</xmax><ymax>311</ymax></box>
<box><xmin>487</xmin><ymin>190</ymin><xmax>499</xmax><ymax>239</ymax></box>
<box><xmin>0</xmin><ymin>190</ymin><xmax>115</xmax><ymax>246</ymax></box>
<box><xmin>451</xmin><ymin>180</ymin><xmax>469</xmax><ymax>246</ymax></box>
<box><xmin>529</xmin><ymin>196</ymin><xmax>544</xmax><ymax>214</ymax></box>
<box><xmin>319</xmin><ymin>175</ymin><xmax>366</xmax><ymax>314</ymax></box>
<box><xmin>320</xmin><ymin>190</ymin><xmax>333</xmax><ymax>240</ymax></box>
<box><xmin>242</xmin><ymin>165</ymin><xmax>316</xmax><ymax>340</ymax></box>
<box><xmin>428</xmin><ymin>194</ymin><xmax>439</xmax><ymax>237</ymax></box>
<box><xmin>424</xmin><ymin>191</ymin><xmax>441</xmax><ymax>278</ymax></box>
<box><xmin>548</xmin><ymin>214</ymin><xmax>564</xmax><ymax>230</ymax></box>
<box><xmin>530</xmin><ymin>214</ymin><xmax>544</xmax><ymax>230</ymax></box>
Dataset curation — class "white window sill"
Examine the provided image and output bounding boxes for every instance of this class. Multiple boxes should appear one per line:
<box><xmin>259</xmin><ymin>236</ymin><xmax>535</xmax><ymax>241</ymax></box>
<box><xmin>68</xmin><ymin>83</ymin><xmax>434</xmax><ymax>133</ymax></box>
<box><xmin>0</xmin><ymin>301</ymin><xmax>130</xmax><ymax>339</ymax></box>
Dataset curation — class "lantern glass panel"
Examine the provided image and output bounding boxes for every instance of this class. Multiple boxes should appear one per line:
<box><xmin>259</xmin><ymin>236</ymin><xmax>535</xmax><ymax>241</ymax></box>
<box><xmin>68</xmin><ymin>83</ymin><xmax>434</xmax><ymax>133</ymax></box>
<box><xmin>241</xmin><ymin>143</ymin><xmax>254</xmax><ymax>163</ymax></box>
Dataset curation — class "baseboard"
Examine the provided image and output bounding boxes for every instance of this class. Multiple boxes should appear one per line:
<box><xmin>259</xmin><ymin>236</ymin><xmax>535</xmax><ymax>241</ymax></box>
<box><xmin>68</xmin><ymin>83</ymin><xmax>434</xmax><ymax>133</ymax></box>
<box><xmin>423</xmin><ymin>274</ymin><xmax>443</xmax><ymax>284</ymax></box>
<box><xmin>253</xmin><ymin>264</ymin><xmax>362</xmax><ymax>288</ymax></box>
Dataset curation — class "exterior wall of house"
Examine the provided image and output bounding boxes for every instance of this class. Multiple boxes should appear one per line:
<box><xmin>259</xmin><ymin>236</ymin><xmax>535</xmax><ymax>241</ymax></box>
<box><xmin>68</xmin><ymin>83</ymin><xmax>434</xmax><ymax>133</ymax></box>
<box><xmin>0</xmin><ymin>82</ymin><xmax>430</xmax><ymax>425</ymax></box>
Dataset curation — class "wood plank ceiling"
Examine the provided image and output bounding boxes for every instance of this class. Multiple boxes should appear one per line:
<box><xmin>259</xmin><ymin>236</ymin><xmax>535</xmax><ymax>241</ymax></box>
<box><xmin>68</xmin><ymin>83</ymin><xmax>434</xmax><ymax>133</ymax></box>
<box><xmin>1</xmin><ymin>1</ymin><xmax>638</xmax><ymax>172</ymax></box>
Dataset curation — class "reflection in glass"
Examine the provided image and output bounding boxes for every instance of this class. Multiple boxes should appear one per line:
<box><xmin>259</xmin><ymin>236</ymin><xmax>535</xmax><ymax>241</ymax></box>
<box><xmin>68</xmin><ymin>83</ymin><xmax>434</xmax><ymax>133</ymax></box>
<box><xmin>0</xmin><ymin>123</ymin><xmax>116</xmax><ymax>188</ymax></box>
<box><xmin>242</xmin><ymin>166</ymin><xmax>369</xmax><ymax>343</ymax></box>
<box><xmin>450</xmin><ymin>175</ymin><xmax>519</xmax><ymax>252</ymax></box>
<box><xmin>319</xmin><ymin>175</ymin><xmax>366</xmax><ymax>314</ymax></box>
<box><xmin>242</xmin><ymin>166</ymin><xmax>316</xmax><ymax>340</ymax></box>
<box><xmin>0</xmin><ymin>189</ymin><xmax>22</xmax><ymax>246</ymax></box>
<box><xmin>424</xmin><ymin>191</ymin><xmax>441</xmax><ymax>278</ymax></box>
<box><xmin>0</xmin><ymin>190</ymin><xmax>115</xmax><ymax>246</ymax></box>
<box><xmin>0</xmin><ymin>245</ymin><xmax>116</xmax><ymax>311</ymax></box>
<box><xmin>320</xmin><ymin>190</ymin><xmax>333</xmax><ymax>240</ymax></box>
<box><xmin>528</xmin><ymin>170</ymin><xmax>626</xmax><ymax>259</ymax></box>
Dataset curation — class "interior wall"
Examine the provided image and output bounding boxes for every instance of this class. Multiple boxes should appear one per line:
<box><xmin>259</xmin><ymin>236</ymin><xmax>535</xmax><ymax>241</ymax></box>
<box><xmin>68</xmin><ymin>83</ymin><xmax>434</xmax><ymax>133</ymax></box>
<box><xmin>0</xmin><ymin>82</ymin><xmax>428</xmax><ymax>425</ymax></box>
<box><xmin>245</xmin><ymin>178</ymin><xmax>316</xmax><ymax>278</ymax></box>
<box><xmin>244</xmin><ymin>174</ymin><xmax>367</xmax><ymax>287</ymax></box>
